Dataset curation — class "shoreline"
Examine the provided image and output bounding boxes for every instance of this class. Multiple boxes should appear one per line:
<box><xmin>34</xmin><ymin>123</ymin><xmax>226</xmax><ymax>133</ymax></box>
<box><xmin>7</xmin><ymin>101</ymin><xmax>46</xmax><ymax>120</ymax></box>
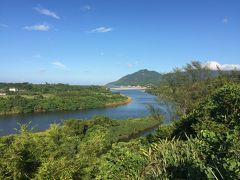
<box><xmin>0</xmin><ymin>96</ymin><xmax>132</xmax><ymax>116</ymax></box>
<box><xmin>105</xmin><ymin>96</ymin><xmax>132</xmax><ymax>107</ymax></box>
<box><xmin>110</xmin><ymin>87</ymin><xmax>146</xmax><ymax>90</ymax></box>
<box><xmin>1</xmin><ymin>116</ymin><xmax>160</xmax><ymax>138</ymax></box>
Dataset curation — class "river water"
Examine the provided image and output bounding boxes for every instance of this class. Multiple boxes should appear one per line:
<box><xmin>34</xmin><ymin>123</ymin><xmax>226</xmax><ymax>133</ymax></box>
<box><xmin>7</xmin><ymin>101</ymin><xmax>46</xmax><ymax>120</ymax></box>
<box><xmin>0</xmin><ymin>90</ymin><xmax>171</xmax><ymax>136</ymax></box>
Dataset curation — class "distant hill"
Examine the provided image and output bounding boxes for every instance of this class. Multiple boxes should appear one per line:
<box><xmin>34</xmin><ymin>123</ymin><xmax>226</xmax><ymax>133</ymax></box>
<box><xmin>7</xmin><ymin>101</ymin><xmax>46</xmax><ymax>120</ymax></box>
<box><xmin>107</xmin><ymin>69</ymin><xmax>240</xmax><ymax>87</ymax></box>
<box><xmin>107</xmin><ymin>69</ymin><xmax>162</xmax><ymax>86</ymax></box>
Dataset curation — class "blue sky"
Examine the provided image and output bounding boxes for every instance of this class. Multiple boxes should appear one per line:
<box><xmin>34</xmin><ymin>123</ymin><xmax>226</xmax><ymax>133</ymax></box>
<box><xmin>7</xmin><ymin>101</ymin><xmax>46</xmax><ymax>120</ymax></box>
<box><xmin>0</xmin><ymin>0</ymin><xmax>240</xmax><ymax>85</ymax></box>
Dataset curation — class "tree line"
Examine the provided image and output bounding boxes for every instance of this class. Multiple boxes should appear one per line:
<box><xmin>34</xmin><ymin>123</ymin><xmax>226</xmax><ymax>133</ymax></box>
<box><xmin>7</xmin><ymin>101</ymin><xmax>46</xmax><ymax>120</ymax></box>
<box><xmin>0</xmin><ymin>84</ymin><xmax>128</xmax><ymax>114</ymax></box>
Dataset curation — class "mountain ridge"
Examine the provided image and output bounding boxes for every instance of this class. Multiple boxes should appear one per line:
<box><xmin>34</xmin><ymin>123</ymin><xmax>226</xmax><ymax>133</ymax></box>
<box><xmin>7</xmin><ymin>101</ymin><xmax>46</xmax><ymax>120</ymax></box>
<box><xmin>107</xmin><ymin>68</ymin><xmax>240</xmax><ymax>87</ymax></box>
<box><xmin>106</xmin><ymin>69</ymin><xmax>162</xmax><ymax>86</ymax></box>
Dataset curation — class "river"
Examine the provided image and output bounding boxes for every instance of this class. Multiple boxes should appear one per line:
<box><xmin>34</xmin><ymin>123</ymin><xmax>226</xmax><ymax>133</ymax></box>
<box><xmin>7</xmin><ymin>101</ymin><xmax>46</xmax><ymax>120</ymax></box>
<box><xmin>0</xmin><ymin>90</ymin><xmax>171</xmax><ymax>136</ymax></box>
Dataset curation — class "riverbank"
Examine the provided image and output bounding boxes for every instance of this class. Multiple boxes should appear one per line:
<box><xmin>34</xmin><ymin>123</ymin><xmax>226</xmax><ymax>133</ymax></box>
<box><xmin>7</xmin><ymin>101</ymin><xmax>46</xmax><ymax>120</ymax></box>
<box><xmin>109</xmin><ymin>117</ymin><xmax>161</xmax><ymax>141</ymax></box>
<box><xmin>0</xmin><ymin>89</ymin><xmax>163</xmax><ymax>136</ymax></box>
<box><xmin>0</xmin><ymin>94</ymin><xmax>132</xmax><ymax>116</ymax></box>
<box><xmin>0</xmin><ymin>115</ymin><xmax>160</xmax><ymax>137</ymax></box>
<box><xmin>105</xmin><ymin>96</ymin><xmax>132</xmax><ymax>107</ymax></box>
<box><xmin>110</xmin><ymin>87</ymin><xmax>147</xmax><ymax>90</ymax></box>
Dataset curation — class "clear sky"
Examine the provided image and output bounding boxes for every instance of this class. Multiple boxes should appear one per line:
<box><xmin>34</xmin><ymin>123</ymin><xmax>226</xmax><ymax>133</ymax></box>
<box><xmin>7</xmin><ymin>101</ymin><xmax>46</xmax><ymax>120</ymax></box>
<box><xmin>0</xmin><ymin>0</ymin><xmax>240</xmax><ymax>85</ymax></box>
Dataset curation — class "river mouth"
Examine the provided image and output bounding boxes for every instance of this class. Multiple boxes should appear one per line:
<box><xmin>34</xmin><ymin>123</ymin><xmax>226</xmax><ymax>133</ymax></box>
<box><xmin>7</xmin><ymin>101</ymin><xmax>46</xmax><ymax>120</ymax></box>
<box><xmin>0</xmin><ymin>90</ymin><xmax>170</xmax><ymax>136</ymax></box>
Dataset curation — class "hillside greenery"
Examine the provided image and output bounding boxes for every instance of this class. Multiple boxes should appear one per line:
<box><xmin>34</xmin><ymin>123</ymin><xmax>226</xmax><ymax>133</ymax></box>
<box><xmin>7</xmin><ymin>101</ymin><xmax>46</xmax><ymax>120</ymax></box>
<box><xmin>100</xmin><ymin>83</ymin><xmax>240</xmax><ymax>179</ymax></box>
<box><xmin>0</xmin><ymin>62</ymin><xmax>239</xmax><ymax>179</ymax></box>
<box><xmin>107</xmin><ymin>69</ymin><xmax>162</xmax><ymax>86</ymax></box>
<box><xmin>0</xmin><ymin>116</ymin><xmax>162</xmax><ymax>179</ymax></box>
<box><xmin>148</xmin><ymin>61</ymin><xmax>240</xmax><ymax>116</ymax></box>
<box><xmin>107</xmin><ymin>66</ymin><xmax>239</xmax><ymax>87</ymax></box>
<box><xmin>99</xmin><ymin>62</ymin><xmax>240</xmax><ymax>179</ymax></box>
<box><xmin>0</xmin><ymin>83</ymin><xmax>128</xmax><ymax>115</ymax></box>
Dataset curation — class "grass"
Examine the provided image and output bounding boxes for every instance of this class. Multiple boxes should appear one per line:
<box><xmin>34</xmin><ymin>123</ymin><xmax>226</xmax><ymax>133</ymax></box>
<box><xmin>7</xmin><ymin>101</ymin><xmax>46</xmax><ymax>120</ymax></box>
<box><xmin>110</xmin><ymin>117</ymin><xmax>161</xmax><ymax>141</ymax></box>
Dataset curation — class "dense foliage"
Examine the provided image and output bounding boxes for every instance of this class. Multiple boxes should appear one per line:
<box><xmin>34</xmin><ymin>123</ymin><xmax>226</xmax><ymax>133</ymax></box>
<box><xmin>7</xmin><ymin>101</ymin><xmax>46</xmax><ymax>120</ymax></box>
<box><xmin>98</xmin><ymin>84</ymin><xmax>240</xmax><ymax>179</ymax></box>
<box><xmin>0</xmin><ymin>116</ymin><xmax>161</xmax><ymax>179</ymax></box>
<box><xmin>0</xmin><ymin>83</ymin><xmax>239</xmax><ymax>179</ymax></box>
<box><xmin>149</xmin><ymin>61</ymin><xmax>240</xmax><ymax>116</ymax></box>
<box><xmin>0</xmin><ymin>83</ymin><xmax>128</xmax><ymax>115</ymax></box>
<box><xmin>100</xmin><ymin>62</ymin><xmax>240</xmax><ymax>179</ymax></box>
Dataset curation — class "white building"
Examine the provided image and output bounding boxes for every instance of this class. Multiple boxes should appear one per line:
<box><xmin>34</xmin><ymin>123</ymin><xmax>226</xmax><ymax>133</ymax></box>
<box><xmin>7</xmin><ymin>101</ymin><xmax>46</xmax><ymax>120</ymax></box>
<box><xmin>0</xmin><ymin>93</ymin><xmax>6</xmax><ymax>96</ymax></box>
<box><xmin>9</xmin><ymin>88</ymin><xmax>18</xmax><ymax>92</ymax></box>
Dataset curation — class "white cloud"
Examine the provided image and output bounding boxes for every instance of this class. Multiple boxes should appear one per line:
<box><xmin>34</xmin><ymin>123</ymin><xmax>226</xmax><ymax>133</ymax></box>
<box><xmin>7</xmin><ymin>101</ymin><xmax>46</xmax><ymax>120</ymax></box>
<box><xmin>52</xmin><ymin>61</ymin><xmax>70</xmax><ymax>70</ymax></box>
<box><xmin>203</xmin><ymin>61</ymin><xmax>240</xmax><ymax>71</ymax></box>
<box><xmin>91</xmin><ymin>27</ymin><xmax>113</xmax><ymax>33</ymax></box>
<box><xmin>34</xmin><ymin>7</ymin><xmax>60</xmax><ymax>19</ymax></box>
<box><xmin>222</xmin><ymin>18</ymin><xmax>228</xmax><ymax>23</ymax></box>
<box><xmin>0</xmin><ymin>23</ymin><xmax>8</xmax><ymax>28</ymax></box>
<box><xmin>24</xmin><ymin>24</ymin><xmax>50</xmax><ymax>31</ymax></box>
<box><xmin>81</xmin><ymin>5</ymin><xmax>91</xmax><ymax>11</ymax></box>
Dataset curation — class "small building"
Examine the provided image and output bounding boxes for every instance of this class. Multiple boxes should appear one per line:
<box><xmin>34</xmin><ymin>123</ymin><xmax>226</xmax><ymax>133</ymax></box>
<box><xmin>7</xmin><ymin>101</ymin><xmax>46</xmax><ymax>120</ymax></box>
<box><xmin>9</xmin><ymin>88</ymin><xmax>18</xmax><ymax>92</ymax></box>
<box><xmin>0</xmin><ymin>93</ymin><xmax>6</xmax><ymax>96</ymax></box>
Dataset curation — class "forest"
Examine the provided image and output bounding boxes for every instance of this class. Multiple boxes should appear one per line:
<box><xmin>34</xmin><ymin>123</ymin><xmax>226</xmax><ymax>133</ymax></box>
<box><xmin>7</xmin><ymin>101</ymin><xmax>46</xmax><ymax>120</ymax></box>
<box><xmin>0</xmin><ymin>84</ymin><xmax>128</xmax><ymax>115</ymax></box>
<box><xmin>0</xmin><ymin>62</ymin><xmax>239</xmax><ymax>179</ymax></box>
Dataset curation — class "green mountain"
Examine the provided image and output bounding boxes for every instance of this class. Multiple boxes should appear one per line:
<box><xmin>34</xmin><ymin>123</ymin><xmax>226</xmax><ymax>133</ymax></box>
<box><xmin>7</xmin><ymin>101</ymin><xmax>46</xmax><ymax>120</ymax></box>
<box><xmin>107</xmin><ymin>69</ymin><xmax>162</xmax><ymax>86</ymax></box>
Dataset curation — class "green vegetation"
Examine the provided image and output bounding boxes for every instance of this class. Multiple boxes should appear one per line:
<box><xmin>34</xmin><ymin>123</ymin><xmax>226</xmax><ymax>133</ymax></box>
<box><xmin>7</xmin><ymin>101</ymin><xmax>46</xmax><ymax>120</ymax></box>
<box><xmin>0</xmin><ymin>62</ymin><xmax>240</xmax><ymax>179</ymax></box>
<box><xmin>149</xmin><ymin>61</ymin><xmax>240</xmax><ymax>116</ymax></box>
<box><xmin>98</xmin><ymin>67</ymin><xmax>240</xmax><ymax>179</ymax></box>
<box><xmin>106</xmin><ymin>66</ymin><xmax>238</xmax><ymax>87</ymax></box>
<box><xmin>0</xmin><ymin>83</ymin><xmax>128</xmax><ymax>115</ymax></box>
<box><xmin>99</xmin><ymin>83</ymin><xmax>240</xmax><ymax>179</ymax></box>
<box><xmin>107</xmin><ymin>69</ymin><xmax>162</xmax><ymax>86</ymax></box>
<box><xmin>0</xmin><ymin>116</ymin><xmax>161</xmax><ymax>179</ymax></box>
